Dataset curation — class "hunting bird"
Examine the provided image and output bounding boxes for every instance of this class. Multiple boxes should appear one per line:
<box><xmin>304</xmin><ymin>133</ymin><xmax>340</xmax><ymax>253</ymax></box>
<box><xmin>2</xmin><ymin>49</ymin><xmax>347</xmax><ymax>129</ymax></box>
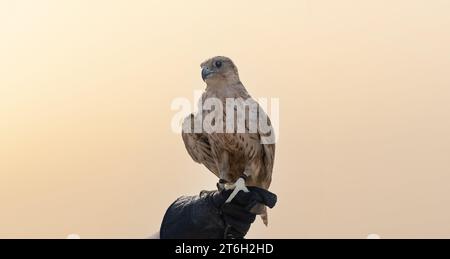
<box><xmin>182</xmin><ymin>56</ymin><xmax>275</xmax><ymax>225</ymax></box>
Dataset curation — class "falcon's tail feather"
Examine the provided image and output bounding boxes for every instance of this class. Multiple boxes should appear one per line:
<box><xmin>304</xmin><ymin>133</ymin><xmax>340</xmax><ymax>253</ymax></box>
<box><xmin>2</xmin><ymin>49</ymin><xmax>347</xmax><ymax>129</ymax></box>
<box><xmin>260</xmin><ymin>207</ymin><xmax>269</xmax><ymax>226</ymax></box>
<box><xmin>251</xmin><ymin>203</ymin><xmax>269</xmax><ymax>226</ymax></box>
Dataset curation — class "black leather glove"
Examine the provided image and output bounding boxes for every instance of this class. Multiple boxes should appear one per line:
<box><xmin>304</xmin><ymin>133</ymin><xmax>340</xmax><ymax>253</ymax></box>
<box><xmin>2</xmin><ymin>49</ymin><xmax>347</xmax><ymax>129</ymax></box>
<box><xmin>159</xmin><ymin>187</ymin><xmax>277</xmax><ymax>239</ymax></box>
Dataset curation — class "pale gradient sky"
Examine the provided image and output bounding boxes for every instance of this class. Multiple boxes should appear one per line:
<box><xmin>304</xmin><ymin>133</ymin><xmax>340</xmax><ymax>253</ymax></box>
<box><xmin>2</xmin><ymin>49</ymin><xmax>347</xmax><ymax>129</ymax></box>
<box><xmin>1</xmin><ymin>0</ymin><xmax>450</xmax><ymax>238</ymax></box>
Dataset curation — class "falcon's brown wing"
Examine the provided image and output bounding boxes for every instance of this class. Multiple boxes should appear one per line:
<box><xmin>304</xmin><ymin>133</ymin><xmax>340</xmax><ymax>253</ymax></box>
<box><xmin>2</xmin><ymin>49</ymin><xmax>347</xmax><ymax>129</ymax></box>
<box><xmin>248</xmin><ymin>103</ymin><xmax>276</xmax><ymax>188</ymax></box>
<box><xmin>182</xmin><ymin>114</ymin><xmax>219</xmax><ymax>177</ymax></box>
<box><xmin>259</xmin><ymin>112</ymin><xmax>276</xmax><ymax>181</ymax></box>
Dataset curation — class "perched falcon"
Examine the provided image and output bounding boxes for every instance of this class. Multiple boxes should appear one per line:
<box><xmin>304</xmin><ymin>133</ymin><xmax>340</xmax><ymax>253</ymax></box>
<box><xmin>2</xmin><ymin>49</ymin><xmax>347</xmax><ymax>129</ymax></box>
<box><xmin>182</xmin><ymin>56</ymin><xmax>275</xmax><ymax>225</ymax></box>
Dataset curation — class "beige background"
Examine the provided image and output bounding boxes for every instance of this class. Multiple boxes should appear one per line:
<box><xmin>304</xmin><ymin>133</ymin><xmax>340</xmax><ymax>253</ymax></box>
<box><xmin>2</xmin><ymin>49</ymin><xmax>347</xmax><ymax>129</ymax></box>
<box><xmin>1</xmin><ymin>0</ymin><xmax>450</xmax><ymax>238</ymax></box>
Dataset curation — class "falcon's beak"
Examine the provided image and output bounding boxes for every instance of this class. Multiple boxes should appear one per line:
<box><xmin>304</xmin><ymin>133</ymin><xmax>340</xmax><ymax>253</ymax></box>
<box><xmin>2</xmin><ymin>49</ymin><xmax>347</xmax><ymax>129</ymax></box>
<box><xmin>202</xmin><ymin>67</ymin><xmax>214</xmax><ymax>81</ymax></box>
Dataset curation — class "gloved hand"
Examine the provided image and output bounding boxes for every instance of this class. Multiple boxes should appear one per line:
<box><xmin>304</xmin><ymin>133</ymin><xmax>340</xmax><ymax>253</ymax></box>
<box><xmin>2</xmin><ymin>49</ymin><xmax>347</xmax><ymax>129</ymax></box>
<box><xmin>212</xmin><ymin>187</ymin><xmax>277</xmax><ymax>239</ymax></box>
<box><xmin>159</xmin><ymin>187</ymin><xmax>277</xmax><ymax>239</ymax></box>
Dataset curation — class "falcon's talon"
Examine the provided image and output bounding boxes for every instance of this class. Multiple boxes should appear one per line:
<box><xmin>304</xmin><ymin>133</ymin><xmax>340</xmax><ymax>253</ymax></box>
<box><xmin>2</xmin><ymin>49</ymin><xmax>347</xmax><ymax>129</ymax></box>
<box><xmin>225</xmin><ymin>178</ymin><xmax>249</xmax><ymax>204</ymax></box>
<box><xmin>217</xmin><ymin>183</ymin><xmax>224</xmax><ymax>191</ymax></box>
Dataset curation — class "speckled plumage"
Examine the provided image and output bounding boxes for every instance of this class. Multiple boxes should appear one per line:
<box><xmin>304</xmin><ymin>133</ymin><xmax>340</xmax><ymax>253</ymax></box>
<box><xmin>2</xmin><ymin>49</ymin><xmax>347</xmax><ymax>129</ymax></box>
<box><xmin>182</xmin><ymin>57</ymin><xmax>275</xmax><ymax>225</ymax></box>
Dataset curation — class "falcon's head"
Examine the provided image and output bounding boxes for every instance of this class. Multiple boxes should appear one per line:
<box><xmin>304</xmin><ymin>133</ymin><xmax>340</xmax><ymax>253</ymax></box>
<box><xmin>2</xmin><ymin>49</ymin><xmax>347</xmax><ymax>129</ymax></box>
<box><xmin>200</xmin><ymin>56</ymin><xmax>240</xmax><ymax>85</ymax></box>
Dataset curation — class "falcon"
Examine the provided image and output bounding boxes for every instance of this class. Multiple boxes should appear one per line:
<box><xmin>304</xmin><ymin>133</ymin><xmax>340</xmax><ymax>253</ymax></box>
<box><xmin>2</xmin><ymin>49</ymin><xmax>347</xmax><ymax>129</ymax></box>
<box><xmin>182</xmin><ymin>56</ymin><xmax>275</xmax><ymax>225</ymax></box>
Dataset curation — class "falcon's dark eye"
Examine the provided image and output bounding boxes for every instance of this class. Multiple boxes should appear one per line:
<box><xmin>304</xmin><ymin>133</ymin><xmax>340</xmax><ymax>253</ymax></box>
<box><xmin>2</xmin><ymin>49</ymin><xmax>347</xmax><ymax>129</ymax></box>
<box><xmin>215</xmin><ymin>61</ymin><xmax>223</xmax><ymax>69</ymax></box>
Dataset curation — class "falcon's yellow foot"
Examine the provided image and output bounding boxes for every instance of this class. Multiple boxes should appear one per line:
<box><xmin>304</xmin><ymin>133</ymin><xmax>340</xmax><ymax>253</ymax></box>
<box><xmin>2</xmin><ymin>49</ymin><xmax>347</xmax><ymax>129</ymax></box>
<box><xmin>225</xmin><ymin>177</ymin><xmax>249</xmax><ymax>203</ymax></box>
